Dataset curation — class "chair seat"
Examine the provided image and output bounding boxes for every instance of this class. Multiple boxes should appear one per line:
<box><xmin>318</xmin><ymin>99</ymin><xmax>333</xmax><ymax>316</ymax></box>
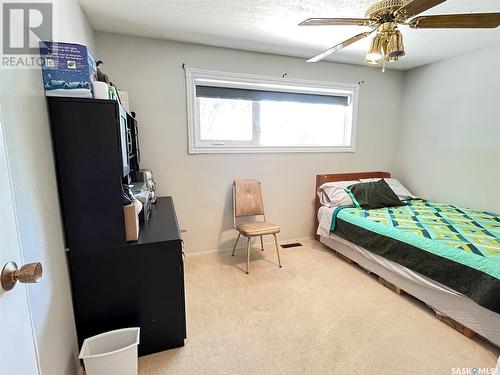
<box><xmin>237</xmin><ymin>221</ymin><xmax>280</xmax><ymax>236</ymax></box>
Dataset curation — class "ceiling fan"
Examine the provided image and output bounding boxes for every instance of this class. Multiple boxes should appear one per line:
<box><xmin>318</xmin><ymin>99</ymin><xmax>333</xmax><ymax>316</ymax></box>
<box><xmin>299</xmin><ymin>0</ymin><xmax>500</xmax><ymax>67</ymax></box>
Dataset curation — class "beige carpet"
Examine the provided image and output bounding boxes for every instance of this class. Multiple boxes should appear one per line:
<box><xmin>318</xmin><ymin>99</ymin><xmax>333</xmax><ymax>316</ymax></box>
<box><xmin>139</xmin><ymin>239</ymin><xmax>499</xmax><ymax>375</ymax></box>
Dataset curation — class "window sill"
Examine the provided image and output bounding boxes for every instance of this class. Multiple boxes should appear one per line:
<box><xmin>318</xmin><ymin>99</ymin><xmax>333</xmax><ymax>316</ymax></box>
<box><xmin>188</xmin><ymin>145</ymin><xmax>356</xmax><ymax>154</ymax></box>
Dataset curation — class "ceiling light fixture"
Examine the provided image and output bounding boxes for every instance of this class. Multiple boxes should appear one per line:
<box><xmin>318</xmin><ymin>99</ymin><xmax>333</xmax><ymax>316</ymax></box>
<box><xmin>364</xmin><ymin>22</ymin><xmax>405</xmax><ymax>69</ymax></box>
<box><xmin>387</xmin><ymin>29</ymin><xmax>405</xmax><ymax>58</ymax></box>
<box><xmin>365</xmin><ymin>35</ymin><xmax>384</xmax><ymax>63</ymax></box>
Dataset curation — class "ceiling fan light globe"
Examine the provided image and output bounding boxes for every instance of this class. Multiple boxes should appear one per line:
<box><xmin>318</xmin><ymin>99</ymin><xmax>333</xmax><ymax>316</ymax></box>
<box><xmin>387</xmin><ymin>30</ymin><xmax>405</xmax><ymax>58</ymax></box>
<box><xmin>367</xmin><ymin>35</ymin><xmax>384</xmax><ymax>63</ymax></box>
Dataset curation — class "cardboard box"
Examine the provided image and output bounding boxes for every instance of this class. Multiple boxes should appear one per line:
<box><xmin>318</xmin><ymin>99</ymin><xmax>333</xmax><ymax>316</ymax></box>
<box><xmin>39</xmin><ymin>41</ymin><xmax>96</xmax><ymax>98</ymax></box>
<box><xmin>123</xmin><ymin>202</ymin><xmax>140</xmax><ymax>241</ymax></box>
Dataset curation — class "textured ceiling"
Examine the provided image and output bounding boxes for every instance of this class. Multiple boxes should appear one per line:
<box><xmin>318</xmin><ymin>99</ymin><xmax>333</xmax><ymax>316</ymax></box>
<box><xmin>79</xmin><ymin>0</ymin><xmax>500</xmax><ymax>70</ymax></box>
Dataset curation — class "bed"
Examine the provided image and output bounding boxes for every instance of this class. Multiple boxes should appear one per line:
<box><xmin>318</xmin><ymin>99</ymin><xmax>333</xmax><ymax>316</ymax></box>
<box><xmin>315</xmin><ymin>172</ymin><xmax>500</xmax><ymax>347</ymax></box>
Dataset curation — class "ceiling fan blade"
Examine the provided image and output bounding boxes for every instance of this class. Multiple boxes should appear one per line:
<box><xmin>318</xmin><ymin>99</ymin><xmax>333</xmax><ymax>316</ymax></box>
<box><xmin>307</xmin><ymin>32</ymin><xmax>372</xmax><ymax>63</ymax></box>
<box><xmin>299</xmin><ymin>18</ymin><xmax>375</xmax><ymax>26</ymax></box>
<box><xmin>410</xmin><ymin>13</ymin><xmax>500</xmax><ymax>28</ymax></box>
<box><xmin>395</xmin><ymin>0</ymin><xmax>446</xmax><ymax>19</ymax></box>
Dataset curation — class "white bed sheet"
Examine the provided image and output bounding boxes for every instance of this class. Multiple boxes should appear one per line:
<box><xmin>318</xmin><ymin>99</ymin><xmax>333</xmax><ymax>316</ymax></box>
<box><xmin>317</xmin><ymin>206</ymin><xmax>500</xmax><ymax>347</ymax></box>
<box><xmin>317</xmin><ymin>205</ymin><xmax>338</xmax><ymax>238</ymax></box>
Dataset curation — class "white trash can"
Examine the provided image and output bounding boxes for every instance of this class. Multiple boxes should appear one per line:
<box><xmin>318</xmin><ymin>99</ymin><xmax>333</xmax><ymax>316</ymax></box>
<box><xmin>79</xmin><ymin>327</ymin><xmax>140</xmax><ymax>375</ymax></box>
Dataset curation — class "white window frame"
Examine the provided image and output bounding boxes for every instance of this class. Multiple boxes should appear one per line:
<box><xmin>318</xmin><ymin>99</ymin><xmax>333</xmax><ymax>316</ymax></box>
<box><xmin>185</xmin><ymin>68</ymin><xmax>359</xmax><ymax>154</ymax></box>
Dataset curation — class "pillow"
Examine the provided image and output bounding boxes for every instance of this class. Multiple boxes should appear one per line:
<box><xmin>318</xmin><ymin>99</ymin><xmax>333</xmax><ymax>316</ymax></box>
<box><xmin>317</xmin><ymin>180</ymin><xmax>360</xmax><ymax>207</ymax></box>
<box><xmin>359</xmin><ymin>178</ymin><xmax>416</xmax><ymax>201</ymax></box>
<box><xmin>346</xmin><ymin>180</ymin><xmax>406</xmax><ymax>209</ymax></box>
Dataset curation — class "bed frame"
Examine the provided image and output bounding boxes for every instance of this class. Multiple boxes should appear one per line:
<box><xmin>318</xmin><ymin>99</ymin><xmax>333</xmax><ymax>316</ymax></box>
<box><xmin>314</xmin><ymin>172</ymin><xmax>500</xmax><ymax>346</ymax></box>
<box><xmin>314</xmin><ymin>171</ymin><xmax>390</xmax><ymax>240</ymax></box>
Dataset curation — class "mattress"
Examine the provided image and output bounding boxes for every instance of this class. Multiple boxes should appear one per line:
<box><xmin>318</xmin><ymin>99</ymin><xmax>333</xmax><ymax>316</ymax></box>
<box><xmin>318</xmin><ymin>206</ymin><xmax>500</xmax><ymax>347</ymax></box>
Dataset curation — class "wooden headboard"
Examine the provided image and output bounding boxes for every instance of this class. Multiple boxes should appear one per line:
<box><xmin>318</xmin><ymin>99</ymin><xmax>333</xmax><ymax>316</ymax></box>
<box><xmin>314</xmin><ymin>172</ymin><xmax>391</xmax><ymax>240</ymax></box>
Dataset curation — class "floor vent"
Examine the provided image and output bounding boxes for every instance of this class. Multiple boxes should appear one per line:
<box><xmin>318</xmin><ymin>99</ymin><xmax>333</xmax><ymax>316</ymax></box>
<box><xmin>280</xmin><ymin>242</ymin><xmax>302</xmax><ymax>249</ymax></box>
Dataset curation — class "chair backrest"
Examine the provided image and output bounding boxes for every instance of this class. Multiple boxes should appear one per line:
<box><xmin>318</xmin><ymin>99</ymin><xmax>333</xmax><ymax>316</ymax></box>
<box><xmin>233</xmin><ymin>180</ymin><xmax>265</xmax><ymax>221</ymax></box>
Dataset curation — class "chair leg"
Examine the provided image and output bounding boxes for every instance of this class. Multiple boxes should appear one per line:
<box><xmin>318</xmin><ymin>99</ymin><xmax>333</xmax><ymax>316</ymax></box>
<box><xmin>231</xmin><ymin>232</ymin><xmax>241</xmax><ymax>256</ymax></box>
<box><xmin>273</xmin><ymin>233</ymin><xmax>282</xmax><ymax>268</ymax></box>
<box><xmin>246</xmin><ymin>237</ymin><xmax>251</xmax><ymax>274</ymax></box>
<box><xmin>260</xmin><ymin>236</ymin><xmax>264</xmax><ymax>251</ymax></box>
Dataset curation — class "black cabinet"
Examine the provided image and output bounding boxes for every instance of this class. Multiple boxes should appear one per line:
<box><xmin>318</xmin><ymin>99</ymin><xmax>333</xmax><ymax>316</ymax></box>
<box><xmin>48</xmin><ymin>97</ymin><xmax>127</xmax><ymax>251</ymax></box>
<box><xmin>68</xmin><ymin>198</ymin><xmax>186</xmax><ymax>356</ymax></box>
<box><xmin>47</xmin><ymin>98</ymin><xmax>186</xmax><ymax>356</ymax></box>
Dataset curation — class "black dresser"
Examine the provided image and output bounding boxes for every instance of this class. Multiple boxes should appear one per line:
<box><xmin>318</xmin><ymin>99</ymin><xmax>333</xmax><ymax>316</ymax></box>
<box><xmin>47</xmin><ymin>97</ymin><xmax>186</xmax><ymax>356</ymax></box>
<box><xmin>68</xmin><ymin>197</ymin><xmax>186</xmax><ymax>356</ymax></box>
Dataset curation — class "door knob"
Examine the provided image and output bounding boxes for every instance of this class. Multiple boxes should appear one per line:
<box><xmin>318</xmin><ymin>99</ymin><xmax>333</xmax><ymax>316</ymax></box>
<box><xmin>1</xmin><ymin>261</ymin><xmax>43</xmax><ymax>291</ymax></box>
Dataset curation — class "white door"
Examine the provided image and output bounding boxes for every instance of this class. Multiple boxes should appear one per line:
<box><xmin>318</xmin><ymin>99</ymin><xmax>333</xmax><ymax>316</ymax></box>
<box><xmin>0</xmin><ymin>111</ymin><xmax>39</xmax><ymax>373</ymax></box>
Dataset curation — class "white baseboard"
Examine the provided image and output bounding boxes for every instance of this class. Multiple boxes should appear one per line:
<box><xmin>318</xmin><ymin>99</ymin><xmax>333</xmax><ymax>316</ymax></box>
<box><xmin>186</xmin><ymin>236</ymin><xmax>312</xmax><ymax>256</ymax></box>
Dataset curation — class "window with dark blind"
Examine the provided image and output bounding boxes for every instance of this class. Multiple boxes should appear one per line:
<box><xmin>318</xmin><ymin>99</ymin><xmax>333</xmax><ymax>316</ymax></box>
<box><xmin>186</xmin><ymin>69</ymin><xmax>359</xmax><ymax>153</ymax></box>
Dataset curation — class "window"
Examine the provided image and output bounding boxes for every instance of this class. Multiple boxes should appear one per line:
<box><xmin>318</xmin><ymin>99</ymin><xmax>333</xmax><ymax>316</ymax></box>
<box><xmin>186</xmin><ymin>68</ymin><xmax>359</xmax><ymax>153</ymax></box>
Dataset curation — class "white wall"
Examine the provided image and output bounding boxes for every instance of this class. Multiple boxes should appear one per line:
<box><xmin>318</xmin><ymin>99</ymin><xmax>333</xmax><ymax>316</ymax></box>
<box><xmin>0</xmin><ymin>1</ymin><xmax>94</xmax><ymax>374</ymax></box>
<box><xmin>95</xmin><ymin>32</ymin><xmax>405</xmax><ymax>253</ymax></box>
<box><xmin>395</xmin><ymin>45</ymin><xmax>500</xmax><ymax>213</ymax></box>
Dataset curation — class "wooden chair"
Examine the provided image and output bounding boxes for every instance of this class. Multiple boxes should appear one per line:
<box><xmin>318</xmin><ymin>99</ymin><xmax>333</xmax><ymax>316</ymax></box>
<box><xmin>231</xmin><ymin>179</ymin><xmax>282</xmax><ymax>274</ymax></box>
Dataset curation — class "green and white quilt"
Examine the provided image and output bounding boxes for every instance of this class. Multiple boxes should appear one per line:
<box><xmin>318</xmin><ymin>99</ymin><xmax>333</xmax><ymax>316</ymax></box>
<box><xmin>330</xmin><ymin>199</ymin><xmax>500</xmax><ymax>313</ymax></box>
